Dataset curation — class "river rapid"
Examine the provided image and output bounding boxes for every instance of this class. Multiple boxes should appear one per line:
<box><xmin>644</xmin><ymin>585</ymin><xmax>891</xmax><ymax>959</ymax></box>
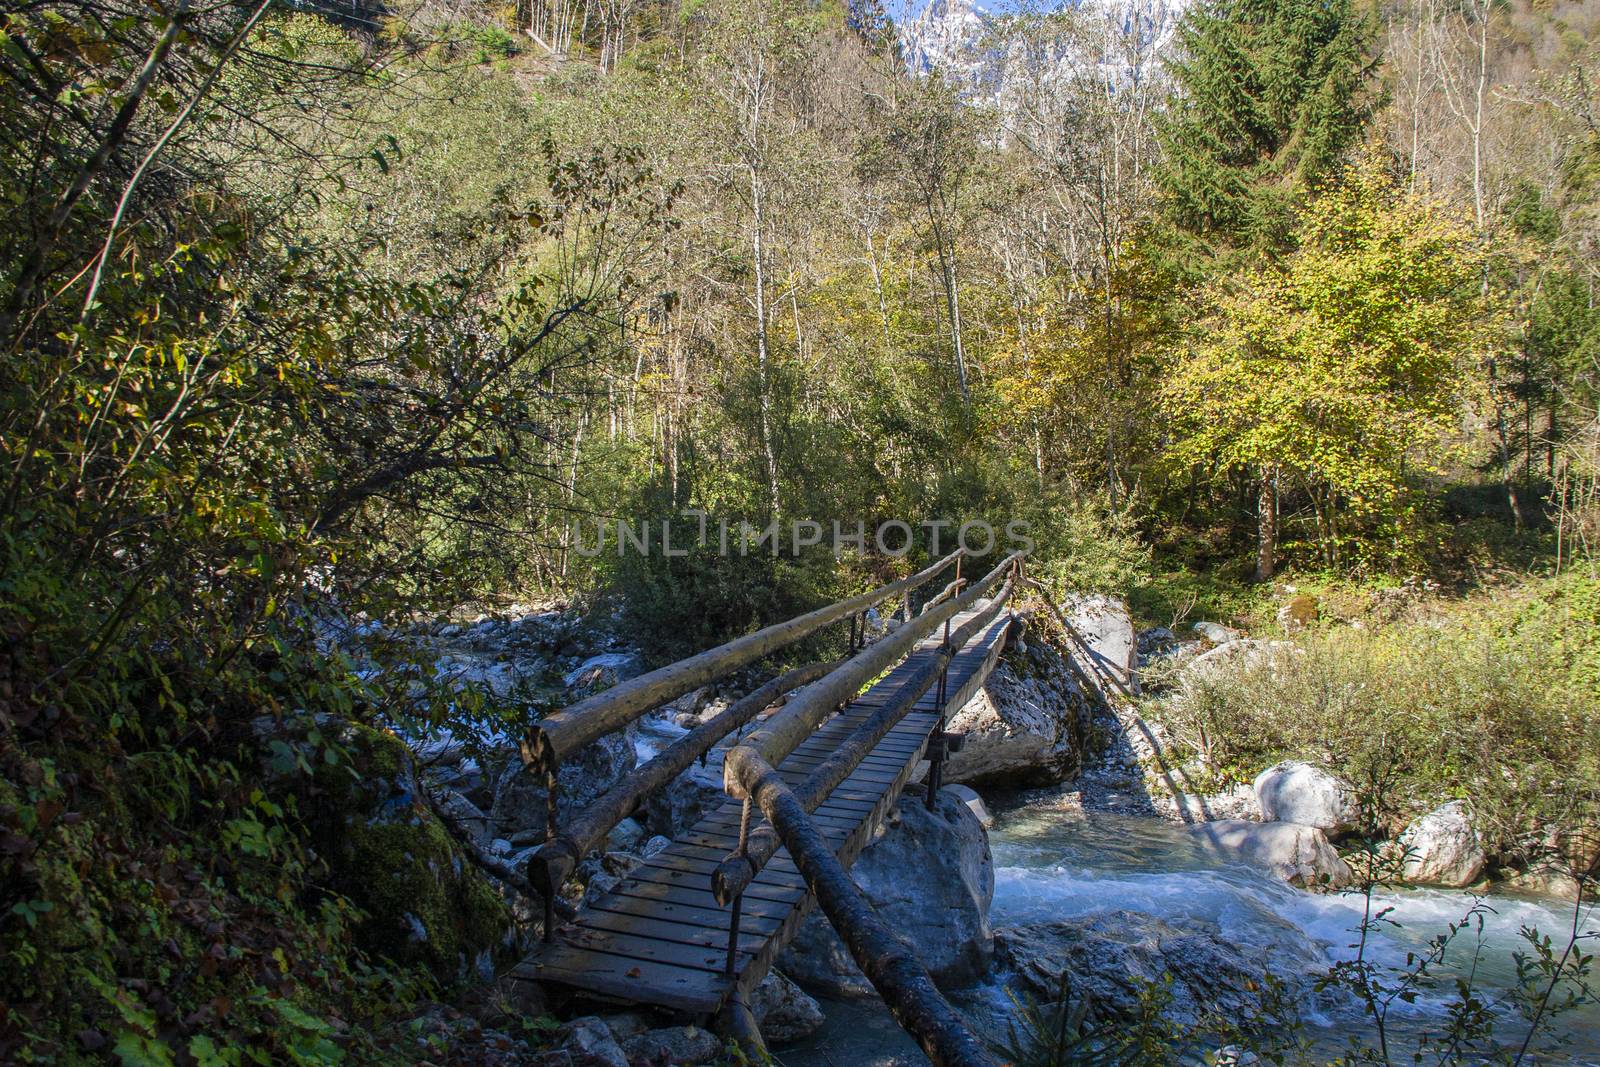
<box><xmin>989</xmin><ymin>799</ymin><xmax>1599</xmax><ymax>1063</ymax></box>
<box><xmin>783</xmin><ymin>795</ymin><xmax>1599</xmax><ymax>1065</ymax></box>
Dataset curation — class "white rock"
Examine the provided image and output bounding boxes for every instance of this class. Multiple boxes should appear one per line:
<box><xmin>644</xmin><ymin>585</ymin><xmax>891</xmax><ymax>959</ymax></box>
<box><xmin>1188</xmin><ymin>819</ymin><xmax>1351</xmax><ymax>889</ymax></box>
<box><xmin>1399</xmin><ymin>801</ymin><xmax>1485</xmax><ymax>887</ymax></box>
<box><xmin>1192</xmin><ymin>621</ymin><xmax>1242</xmax><ymax>645</ymax></box>
<box><xmin>941</xmin><ymin>626</ymin><xmax>1091</xmax><ymax>786</ymax></box>
<box><xmin>778</xmin><ymin>788</ymin><xmax>993</xmax><ymax>993</ymax></box>
<box><xmin>1253</xmin><ymin>761</ymin><xmax>1358</xmax><ymax>838</ymax></box>
<box><xmin>563</xmin><ymin>652</ymin><xmax>645</xmax><ymax>691</ymax></box>
<box><xmin>1067</xmin><ymin>595</ymin><xmax>1138</xmax><ymax>695</ymax></box>
<box><xmin>943</xmin><ymin>784</ymin><xmax>995</xmax><ymax>829</ymax></box>
<box><xmin>619</xmin><ymin>1026</ymin><xmax>720</xmax><ymax>1065</ymax></box>
<box><xmin>605</xmin><ymin>817</ymin><xmax>647</xmax><ymax>853</ymax></box>
<box><xmin>555</xmin><ymin>1016</ymin><xmax>629</xmax><ymax>1067</ymax></box>
<box><xmin>943</xmin><ymin>659</ymin><xmax>1087</xmax><ymax>785</ymax></box>
<box><xmin>750</xmin><ymin>970</ymin><xmax>825</xmax><ymax>1043</ymax></box>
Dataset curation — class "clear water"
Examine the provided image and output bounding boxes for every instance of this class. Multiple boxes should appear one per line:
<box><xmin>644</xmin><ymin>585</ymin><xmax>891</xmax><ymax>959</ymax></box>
<box><xmin>985</xmin><ymin>799</ymin><xmax>1600</xmax><ymax>1064</ymax></box>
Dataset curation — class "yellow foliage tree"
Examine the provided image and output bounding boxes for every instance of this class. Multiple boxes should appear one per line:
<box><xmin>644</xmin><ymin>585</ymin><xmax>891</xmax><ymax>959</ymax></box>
<box><xmin>1164</xmin><ymin>155</ymin><xmax>1496</xmax><ymax>575</ymax></box>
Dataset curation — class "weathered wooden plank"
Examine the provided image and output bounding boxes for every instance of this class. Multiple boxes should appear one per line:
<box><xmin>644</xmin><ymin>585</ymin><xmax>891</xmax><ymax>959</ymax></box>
<box><xmin>658</xmin><ymin>843</ymin><xmax>805</xmax><ymax>880</ymax></box>
<box><xmin>513</xmin><ymin>949</ymin><xmax>728</xmax><ymax>1014</ymax></box>
<box><xmin>627</xmin><ymin>863</ymin><xmax>805</xmax><ymax>904</ymax></box>
<box><xmin>635</xmin><ymin>853</ymin><xmax>808</xmax><ymax>894</ymax></box>
<box><xmin>585</xmin><ymin>893</ymin><xmax>787</xmax><ymax>935</ymax></box>
<box><xmin>551</xmin><ymin>925</ymin><xmax>749</xmax><ymax>974</ymax></box>
<box><xmin>577</xmin><ymin>907</ymin><xmax>772</xmax><ymax>954</ymax></box>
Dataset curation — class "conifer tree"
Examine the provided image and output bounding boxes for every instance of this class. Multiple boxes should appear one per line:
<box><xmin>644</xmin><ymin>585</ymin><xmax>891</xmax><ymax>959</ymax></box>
<box><xmin>1156</xmin><ymin>0</ymin><xmax>1382</xmax><ymax>252</ymax></box>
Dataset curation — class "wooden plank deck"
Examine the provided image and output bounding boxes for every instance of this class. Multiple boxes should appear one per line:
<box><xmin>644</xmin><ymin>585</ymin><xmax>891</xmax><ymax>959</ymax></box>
<box><xmin>511</xmin><ymin>605</ymin><xmax>1015</xmax><ymax>1015</ymax></box>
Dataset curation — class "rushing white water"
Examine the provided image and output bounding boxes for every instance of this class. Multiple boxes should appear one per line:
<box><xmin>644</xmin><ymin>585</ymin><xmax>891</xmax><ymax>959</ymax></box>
<box><xmin>988</xmin><ymin>801</ymin><xmax>1600</xmax><ymax>1063</ymax></box>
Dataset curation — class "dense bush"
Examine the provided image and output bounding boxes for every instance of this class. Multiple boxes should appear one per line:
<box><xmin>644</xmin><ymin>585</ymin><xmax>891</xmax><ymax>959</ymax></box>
<box><xmin>1154</xmin><ymin>576</ymin><xmax>1600</xmax><ymax>860</ymax></box>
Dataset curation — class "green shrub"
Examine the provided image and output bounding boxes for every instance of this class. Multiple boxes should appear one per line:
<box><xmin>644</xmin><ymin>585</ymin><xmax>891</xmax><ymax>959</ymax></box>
<box><xmin>595</xmin><ymin>511</ymin><xmax>850</xmax><ymax>662</ymax></box>
<box><xmin>1024</xmin><ymin>494</ymin><xmax>1151</xmax><ymax>601</ymax></box>
<box><xmin>1153</xmin><ymin>578</ymin><xmax>1600</xmax><ymax>857</ymax></box>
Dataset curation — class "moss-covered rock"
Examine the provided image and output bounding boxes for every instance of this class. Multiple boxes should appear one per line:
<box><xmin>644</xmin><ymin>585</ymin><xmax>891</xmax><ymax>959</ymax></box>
<box><xmin>305</xmin><ymin>722</ymin><xmax>514</xmax><ymax>980</ymax></box>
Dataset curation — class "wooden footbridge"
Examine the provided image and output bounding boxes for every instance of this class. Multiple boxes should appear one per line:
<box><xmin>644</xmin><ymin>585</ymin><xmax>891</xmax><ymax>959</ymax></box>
<box><xmin>511</xmin><ymin>550</ymin><xmax>1024</xmax><ymax>1066</ymax></box>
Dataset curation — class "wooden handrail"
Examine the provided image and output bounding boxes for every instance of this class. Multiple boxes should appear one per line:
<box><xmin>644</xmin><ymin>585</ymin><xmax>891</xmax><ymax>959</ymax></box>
<box><xmin>729</xmin><ymin>554</ymin><xmax>1020</xmax><ymax>779</ymax></box>
<box><xmin>737</xmin><ymin>777</ymin><xmax>997</xmax><ymax>1066</ymax></box>
<box><xmin>919</xmin><ymin>576</ymin><xmax>966</xmax><ymax>614</ymax></box>
<box><xmin>524</xmin><ymin>660</ymin><xmax>839</xmax><ymax>900</ymax></box>
<box><xmin>525</xmin><ymin>548</ymin><xmax>964</xmax><ymax>772</ymax></box>
<box><xmin>713</xmin><ymin>573</ymin><xmax>1016</xmax><ymax>904</ymax></box>
<box><xmin>710</xmin><ymin>557</ymin><xmax>1021</xmax><ymax>1067</ymax></box>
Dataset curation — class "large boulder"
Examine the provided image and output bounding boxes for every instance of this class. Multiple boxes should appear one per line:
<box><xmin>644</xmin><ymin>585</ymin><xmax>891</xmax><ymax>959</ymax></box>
<box><xmin>1187</xmin><ymin>820</ymin><xmax>1352</xmax><ymax>889</ymax></box>
<box><xmin>1253</xmin><ymin>761</ymin><xmax>1358</xmax><ymax>838</ymax></box>
<box><xmin>1067</xmin><ymin>595</ymin><xmax>1137</xmax><ymax>696</ymax></box>
<box><xmin>551</xmin><ymin>1016</ymin><xmax>630</xmax><ymax>1067</ymax></box>
<box><xmin>563</xmin><ymin>652</ymin><xmax>646</xmax><ymax>692</ymax></box>
<box><xmin>942</xmin><ymin>636</ymin><xmax>1091</xmax><ymax>786</ymax></box>
<box><xmin>491</xmin><ymin>727</ymin><xmax>638</xmax><ymax>839</ymax></box>
<box><xmin>1398</xmin><ymin>801</ymin><xmax>1485</xmax><ymax>888</ymax></box>
<box><xmin>618</xmin><ymin>1025</ymin><xmax>721</xmax><ymax>1065</ymax></box>
<box><xmin>778</xmin><ymin>787</ymin><xmax>994</xmax><ymax>994</ymax></box>
<box><xmin>943</xmin><ymin>783</ymin><xmax>996</xmax><ymax>829</ymax></box>
<box><xmin>643</xmin><ymin>742</ymin><xmax>730</xmax><ymax>838</ymax></box>
<box><xmin>1277</xmin><ymin>595</ymin><xmax>1319</xmax><ymax>633</ymax></box>
<box><xmin>1192</xmin><ymin>621</ymin><xmax>1242</xmax><ymax>646</ymax></box>
<box><xmin>288</xmin><ymin>722</ymin><xmax>513</xmax><ymax>978</ymax></box>
<box><xmin>994</xmin><ymin>910</ymin><xmax>1323</xmax><ymax>1026</ymax></box>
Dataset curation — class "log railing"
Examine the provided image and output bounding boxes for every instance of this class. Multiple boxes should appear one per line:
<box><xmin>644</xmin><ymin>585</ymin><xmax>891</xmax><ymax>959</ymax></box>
<box><xmin>521</xmin><ymin>548</ymin><xmax>965</xmax><ymax>934</ymax></box>
<box><xmin>524</xmin><ymin>547</ymin><xmax>964</xmax><ymax>775</ymax></box>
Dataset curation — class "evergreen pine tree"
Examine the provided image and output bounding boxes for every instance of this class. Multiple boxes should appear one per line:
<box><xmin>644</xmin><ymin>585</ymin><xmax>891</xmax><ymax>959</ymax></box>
<box><xmin>1156</xmin><ymin>0</ymin><xmax>1382</xmax><ymax>253</ymax></box>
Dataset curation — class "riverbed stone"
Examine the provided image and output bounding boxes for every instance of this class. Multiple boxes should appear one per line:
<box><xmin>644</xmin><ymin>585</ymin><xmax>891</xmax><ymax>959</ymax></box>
<box><xmin>619</xmin><ymin>1024</ymin><xmax>721</xmax><ymax>1065</ymax></box>
<box><xmin>563</xmin><ymin>652</ymin><xmax>646</xmax><ymax>692</ymax></box>
<box><xmin>1187</xmin><ymin>819</ymin><xmax>1351</xmax><ymax>889</ymax></box>
<box><xmin>643</xmin><ymin>745</ymin><xmax>729</xmax><ymax>838</ymax></box>
<box><xmin>490</xmin><ymin>727</ymin><xmax>638</xmax><ymax>839</ymax></box>
<box><xmin>554</xmin><ymin>1016</ymin><xmax>629</xmax><ymax>1067</ymax></box>
<box><xmin>751</xmin><ymin>970</ymin><xmax>825</xmax><ymax>1043</ymax></box>
<box><xmin>1067</xmin><ymin>595</ymin><xmax>1138</xmax><ymax>695</ymax></box>
<box><xmin>944</xmin><ymin>783</ymin><xmax>996</xmax><ymax>829</ymax></box>
<box><xmin>1137</xmin><ymin>626</ymin><xmax>1178</xmax><ymax>656</ymax></box>
<box><xmin>1253</xmin><ymin>760</ymin><xmax>1358</xmax><ymax>838</ymax></box>
<box><xmin>994</xmin><ymin>910</ymin><xmax>1317</xmax><ymax>1026</ymax></box>
<box><xmin>1192</xmin><ymin>621</ymin><xmax>1241</xmax><ymax>645</ymax></box>
<box><xmin>1398</xmin><ymin>801</ymin><xmax>1485</xmax><ymax>887</ymax></box>
<box><xmin>777</xmin><ymin>786</ymin><xmax>994</xmax><ymax>994</ymax></box>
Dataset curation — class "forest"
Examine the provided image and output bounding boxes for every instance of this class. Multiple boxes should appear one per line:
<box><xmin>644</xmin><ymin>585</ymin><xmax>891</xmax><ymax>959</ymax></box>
<box><xmin>0</xmin><ymin>0</ymin><xmax>1597</xmax><ymax>1060</ymax></box>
